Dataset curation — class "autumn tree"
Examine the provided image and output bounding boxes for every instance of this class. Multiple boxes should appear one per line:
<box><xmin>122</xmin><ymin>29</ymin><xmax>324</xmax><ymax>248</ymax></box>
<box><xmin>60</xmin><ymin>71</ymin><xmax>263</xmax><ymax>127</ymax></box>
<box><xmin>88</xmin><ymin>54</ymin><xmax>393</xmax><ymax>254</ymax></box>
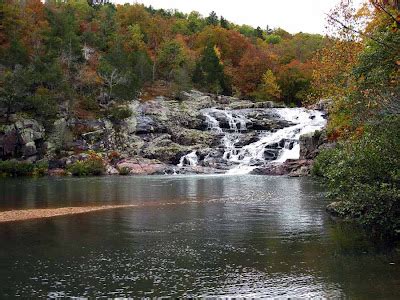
<box><xmin>157</xmin><ymin>40</ymin><xmax>189</xmax><ymax>82</ymax></box>
<box><xmin>252</xmin><ymin>70</ymin><xmax>281</xmax><ymax>101</ymax></box>
<box><xmin>277</xmin><ymin>60</ymin><xmax>313</xmax><ymax>106</ymax></box>
<box><xmin>233</xmin><ymin>44</ymin><xmax>275</xmax><ymax>96</ymax></box>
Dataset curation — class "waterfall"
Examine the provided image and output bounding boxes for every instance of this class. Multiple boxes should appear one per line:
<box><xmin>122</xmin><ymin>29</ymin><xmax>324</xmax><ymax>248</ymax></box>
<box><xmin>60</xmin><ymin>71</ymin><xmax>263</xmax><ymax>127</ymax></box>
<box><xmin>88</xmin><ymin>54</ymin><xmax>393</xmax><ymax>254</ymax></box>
<box><xmin>177</xmin><ymin>150</ymin><xmax>199</xmax><ymax>168</ymax></box>
<box><xmin>176</xmin><ymin>107</ymin><xmax>326</xmax><ymax>175</ymax></box>
<box><xmin>203</xmin><ymin>111</ymin><xmax>223</xmax><ymax>134</ymax></box>
<box><xmin>226</xmin><ymin>108</ymin><xmax>326</xmax><ymax>174</ymax></box>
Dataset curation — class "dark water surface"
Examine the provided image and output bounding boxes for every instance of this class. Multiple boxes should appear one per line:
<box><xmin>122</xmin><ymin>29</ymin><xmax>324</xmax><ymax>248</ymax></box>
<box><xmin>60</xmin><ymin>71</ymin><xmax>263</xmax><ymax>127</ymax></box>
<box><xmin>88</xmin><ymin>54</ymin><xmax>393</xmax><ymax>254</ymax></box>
<box><xmin>0</xmin><ymin>175</ymin><xmax>399</xmax><ymax>298</ymax></box>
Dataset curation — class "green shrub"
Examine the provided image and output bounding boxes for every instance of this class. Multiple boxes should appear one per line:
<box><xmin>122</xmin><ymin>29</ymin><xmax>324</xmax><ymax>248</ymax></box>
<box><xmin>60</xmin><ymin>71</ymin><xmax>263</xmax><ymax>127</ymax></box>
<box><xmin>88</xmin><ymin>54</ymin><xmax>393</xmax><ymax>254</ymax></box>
<box><xmin>107</xmin><ymin>106</ymin><xmax>132</xmax><ymax>122</ymax></box>
<box><xmin>81</xmin><ymin>96</ymin><xmax>99</xmax><ymax>112</ymax></box>
<box><xmin>313</xmin><ymin>116</ymin><xmax>400</xmax><ymax>238</ymax></box>
<box><xmin>67</xmin><ymin>153</ymin><xmax>105</xmax><ymax>176</ymax></box>
<box><xmin>0</xmin><ymin>160</ymin><xmax>48</xmax><ymax>177</ymax></box>
<box><xmin>32</xmin><ymin>161</ymin><xmax>49</xmax><ymax>177</ymax></box>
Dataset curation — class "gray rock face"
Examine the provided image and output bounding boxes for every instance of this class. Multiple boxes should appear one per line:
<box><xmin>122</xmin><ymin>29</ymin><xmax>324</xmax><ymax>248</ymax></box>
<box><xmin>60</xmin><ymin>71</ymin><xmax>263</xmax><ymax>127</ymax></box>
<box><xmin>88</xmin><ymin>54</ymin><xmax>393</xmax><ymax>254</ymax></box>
<box><xmin>136</xmin><ymin>115</ymin><xmax>158</xmax><ymax>134</ymax></box>
<box><xmin>0</xmin><ymin>90</ymin><xmax>326</xmax><ymax>177</ymax></box>
<box><xmin>251</xmin><ymin>159</ymin><xmax>314</xmax><ymax>176</ymax></box>
<box><xmin>308</xmin><ymin>98</ymin><xmax>333</xmax><ymax>113</ymax></box>
<box><xmin>299</xmin><ymin>130</ymin><xmax>326</xmax><ymax>160</ymax></box>
<box><xmin>0</xmin><ymin>118</ymin><xmax>45</xmax><ymax>160</ymax></box>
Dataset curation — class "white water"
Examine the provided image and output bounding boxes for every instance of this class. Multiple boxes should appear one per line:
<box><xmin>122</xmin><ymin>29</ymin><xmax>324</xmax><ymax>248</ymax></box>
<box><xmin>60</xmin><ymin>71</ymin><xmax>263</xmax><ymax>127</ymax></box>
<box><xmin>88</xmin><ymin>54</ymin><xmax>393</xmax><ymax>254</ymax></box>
<box><xmin>226</xmin><ymin>108</ymin><xmax>326</xmax><ymax>174</ymax></box>
<box><xmin>178</xmin><ymin>150</ymin><xmax>199</xmax><ymax>168</ymax></box>
<box><xmin>177</xmin><ymin>107</ymin><xmax>326</xmax><ymax>175</ymax></box>
<box><xmin>203</xmin><ymin>108</ymin><xmax>248</xmax><ymax>133</ymax></box>
<box><xmin>203</xmin><ymin>111</ymin><xmax>223</xmax><ymax>134</ymax></box>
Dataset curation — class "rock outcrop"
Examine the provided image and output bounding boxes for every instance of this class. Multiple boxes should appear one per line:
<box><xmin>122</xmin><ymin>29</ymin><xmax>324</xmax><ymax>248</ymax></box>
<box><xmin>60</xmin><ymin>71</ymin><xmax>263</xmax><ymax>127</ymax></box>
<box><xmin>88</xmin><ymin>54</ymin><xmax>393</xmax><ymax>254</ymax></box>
<box><xmin>0</xmin><ymin>118</ymin><xmax>45</xmax><ymax>161</ymax></box>
<box><xmin>0</xmin><ymin>90</ymin><xmax>329</xmax><ymax>177</ymax></box>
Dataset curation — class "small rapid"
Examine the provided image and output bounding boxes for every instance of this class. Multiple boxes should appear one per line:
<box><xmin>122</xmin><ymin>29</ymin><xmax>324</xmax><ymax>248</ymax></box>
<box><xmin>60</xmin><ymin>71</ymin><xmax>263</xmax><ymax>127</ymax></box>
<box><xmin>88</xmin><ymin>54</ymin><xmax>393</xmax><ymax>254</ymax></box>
<box><xmin>226</xmin><ymin>108</ymin><xmax>326</xmax><ymax>174</ymax></box>
<box><xmin>178</xmin><ymin>107</ymin><xmax>326</xmax><ymax>175</ymax></box>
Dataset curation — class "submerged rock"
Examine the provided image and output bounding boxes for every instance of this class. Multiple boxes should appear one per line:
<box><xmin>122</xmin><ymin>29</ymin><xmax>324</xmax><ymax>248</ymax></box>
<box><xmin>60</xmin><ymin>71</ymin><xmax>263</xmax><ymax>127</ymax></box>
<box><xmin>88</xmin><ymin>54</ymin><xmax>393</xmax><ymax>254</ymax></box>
<box><xmin>251</xmin><ymin>159</ymin><xmax>314</xmax><ymax>176</ymax></box>
<box><xmin>116</xmin><ymin>157</ymin><xmax>169</xmax><ymax>175</ymax></box>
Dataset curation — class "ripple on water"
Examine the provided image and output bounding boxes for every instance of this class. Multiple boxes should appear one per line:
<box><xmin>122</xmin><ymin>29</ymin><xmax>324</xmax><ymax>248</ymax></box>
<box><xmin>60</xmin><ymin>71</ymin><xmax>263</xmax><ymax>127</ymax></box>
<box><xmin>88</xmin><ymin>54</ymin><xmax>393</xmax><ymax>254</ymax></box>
<box><xmin>1</xmin><ymin>176</ymin><xmax>399</xmax><ymax>298</ymax></box>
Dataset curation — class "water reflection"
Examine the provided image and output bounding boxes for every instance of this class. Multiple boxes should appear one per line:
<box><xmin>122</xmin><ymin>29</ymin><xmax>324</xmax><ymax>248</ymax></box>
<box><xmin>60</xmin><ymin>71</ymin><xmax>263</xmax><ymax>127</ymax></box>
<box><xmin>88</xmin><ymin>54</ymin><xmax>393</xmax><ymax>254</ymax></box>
<box><xmin>0</xmin><ymin>175</ymin><xmax>399</xmax><ymax>298</ymax></box>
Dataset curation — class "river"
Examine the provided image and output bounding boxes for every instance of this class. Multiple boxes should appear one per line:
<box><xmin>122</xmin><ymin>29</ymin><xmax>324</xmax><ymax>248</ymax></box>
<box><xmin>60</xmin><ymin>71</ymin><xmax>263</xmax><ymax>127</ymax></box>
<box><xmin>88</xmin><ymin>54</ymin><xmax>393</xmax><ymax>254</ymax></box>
<box><xmin>0</xmin><ymin>175</ymin><xmax>399</xmax><ymax>298</ymax></box>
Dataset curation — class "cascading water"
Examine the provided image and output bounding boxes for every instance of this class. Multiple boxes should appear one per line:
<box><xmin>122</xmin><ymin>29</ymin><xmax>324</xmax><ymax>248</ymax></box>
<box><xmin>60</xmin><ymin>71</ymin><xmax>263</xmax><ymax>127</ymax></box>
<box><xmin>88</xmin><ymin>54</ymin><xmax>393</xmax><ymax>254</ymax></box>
<box><xmin>177</xmin><ymin>150</ymin><xmax>199</xmax><ymax>168</ymax></box>
<box><xmin>176</xmin><ymin>107</ymin><xmax>326</xmax><ymax>175</ymax></box>
<box><xmin>225</xmin><ymin>108</ymin><xmax>326</xmax><ymax>175</ymax></box>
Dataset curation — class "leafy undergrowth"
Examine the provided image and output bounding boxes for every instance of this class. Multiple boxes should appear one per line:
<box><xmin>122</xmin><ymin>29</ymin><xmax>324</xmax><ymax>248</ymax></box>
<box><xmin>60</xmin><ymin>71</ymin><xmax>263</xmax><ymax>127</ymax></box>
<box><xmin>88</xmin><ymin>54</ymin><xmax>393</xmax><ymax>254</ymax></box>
<box><xmin>313</xmin><ymin>116</ymin><xmax>400</xmax><ymax>240</ymax></box>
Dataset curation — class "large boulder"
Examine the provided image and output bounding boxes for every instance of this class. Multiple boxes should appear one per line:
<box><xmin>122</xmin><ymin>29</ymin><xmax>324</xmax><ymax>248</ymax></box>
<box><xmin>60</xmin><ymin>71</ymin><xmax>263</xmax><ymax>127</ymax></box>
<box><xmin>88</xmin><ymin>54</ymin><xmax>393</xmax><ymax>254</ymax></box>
<box><xmin>0</xmin><ymin>118</ymin><xmax>45</xmax><ymax>160</ymax></box>
<box><xmin>168</xmin><ymin>127</ymin><xmax>218</xmax><ymax>147</ymax></box>
<box><xmin>307</xmin><ymin>98</ymin><xmax>333</xmax><ymax>114</ymax></box>
<box><xmin>141</xmin><ymin>134</ymin><xmax>192</xmax><ymax>164</ymax></box>
<box><xmin>299</xmin><ymin>130</ymin><xmax>326</xmax><ymax>160</ymax></box>
<box><xmin>116</xmin><ymin>157</ymin><xmax>168</xmax><ymax>175</ymax></box>
<box><xmin>136</xmin><ymin>115</ymin><xmax>158</xmax><ymax>134</ymax></box>
<box><xmin>251</xmin><ymin>159</ymin><xmax>314</xmax><ymax>176</ymax></box>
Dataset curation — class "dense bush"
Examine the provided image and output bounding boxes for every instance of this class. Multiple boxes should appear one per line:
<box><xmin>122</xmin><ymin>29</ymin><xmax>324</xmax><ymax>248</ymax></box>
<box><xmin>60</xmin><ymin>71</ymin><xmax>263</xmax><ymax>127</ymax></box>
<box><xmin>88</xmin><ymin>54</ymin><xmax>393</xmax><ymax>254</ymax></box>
<box><xmin>0</xmin><ymin>160</ymin><xmax>48</xmax><ymax>177</ymax></box>
<box><xmin>107</xmin><ymin>107</ymin><xmax>133</xmax><ymax>122</ymax></box>
<box><xmin>67</xmin><ymin>152</ymin><xmax>106</xmax><ymax>176</ymax></box>
<box><xmin>313</xmin><ymin>116</ymin><xmax>400</xmax><ymax>238</ymax></box>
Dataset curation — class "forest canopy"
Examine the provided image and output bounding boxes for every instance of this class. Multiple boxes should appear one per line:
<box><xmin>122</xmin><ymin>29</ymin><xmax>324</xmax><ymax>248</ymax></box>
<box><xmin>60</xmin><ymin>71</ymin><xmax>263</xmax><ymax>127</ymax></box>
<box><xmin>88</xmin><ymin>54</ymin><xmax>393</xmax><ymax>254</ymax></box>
<box><xmin>0</xmin><ymin>0</ymin><xmax>327</xmax><ymax>124</ymax></box>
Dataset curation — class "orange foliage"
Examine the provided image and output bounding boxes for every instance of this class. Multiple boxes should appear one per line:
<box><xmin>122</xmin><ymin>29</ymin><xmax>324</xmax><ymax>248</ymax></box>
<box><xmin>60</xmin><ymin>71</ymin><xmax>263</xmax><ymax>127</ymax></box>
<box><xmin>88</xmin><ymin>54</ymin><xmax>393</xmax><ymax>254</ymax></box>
<box><xmin>194</xmin><ymin>26</ymin><xmax>249</xmax><ymax>67</ymax></box>
<box><xmin>309</xmin><ymin>39</ymin><xmax>362</xmax><ymax>101</ymax></box>
<box><xmin>232</xmin><ymin>44</ymin><xmax>276</xmax><ymax>95</ymax></box>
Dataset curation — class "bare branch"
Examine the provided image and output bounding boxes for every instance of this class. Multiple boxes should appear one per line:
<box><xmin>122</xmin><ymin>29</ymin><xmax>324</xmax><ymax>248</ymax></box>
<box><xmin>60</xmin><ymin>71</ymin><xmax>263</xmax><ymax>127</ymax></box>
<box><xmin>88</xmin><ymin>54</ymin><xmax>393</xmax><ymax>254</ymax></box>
<box><xmin>326</xmin><ymin>13</ymin><xmax>397</xmax><ymax>50</ymax></box>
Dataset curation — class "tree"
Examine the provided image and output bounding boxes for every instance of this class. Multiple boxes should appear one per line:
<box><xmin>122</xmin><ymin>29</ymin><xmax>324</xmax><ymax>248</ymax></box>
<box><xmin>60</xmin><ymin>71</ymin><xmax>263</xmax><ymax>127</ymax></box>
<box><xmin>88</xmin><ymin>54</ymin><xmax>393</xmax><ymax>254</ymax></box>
<box><xmin>252</xmin><ymin>70</ymin><xmax>281</xmax><ymax>101</ymax></box>
<box><xmin>206</xmin><ymin>11</ymin><xmax>219</xmax><ymax>26</ymax></box>
<box><xmin>220</xmin><ymin>16</ymin><xmax>229</xmax><ymax>29</ymax></box>
<box><xmin>233</xmin><ymin>44</ymin><xmax>274</xmax><ymax>96</ymax></box>
<box><xmin>277</xmin><ymin>60</ymin><xmax>313</xmax><ymax>106</ymax></box>
<box><xmin>187</xmin><ymin>11</ymin><xmax>205</xmax><ymax>33</ymax></box>
<box><xmin>195</xmin><ymin>26</ymin><xmax>249</xmax><ymax>67</ymax></box>
<box><xmin>127</xmin><ymin>24</ymin><xmax>145</xmax><ymax>51</ymax></box>
<box><xmin>87</xmin><ymin>0</ymin><xmax>110</xmax><ymax>6</ymax></box>
<box><xmin>98</xmin><ymin>44</ymin><xmax>140</xmax><ymax>103</ymax></box>
<box><xmin>193</xmin><ymin>44</ymin><xmax>230</xmax><ymax>94</ymax></box>
<box><xmin>265</xmin><ymin>34</ymin><xmax>282</xmax><ymax>45</ymax></box>
<box><xmin>157</xmin><ymin>40</ymin><xmax>188</xmax><ymax>81</ymax></box>
<box><xmin>254</xmin><ymin>26</ymin><xmax>264</xmax><ymax>40</ymax></box>
<box><xmin>0</xmin><ymin>67</ymin><xmax>30</xmax><ymax>122</ymax></box>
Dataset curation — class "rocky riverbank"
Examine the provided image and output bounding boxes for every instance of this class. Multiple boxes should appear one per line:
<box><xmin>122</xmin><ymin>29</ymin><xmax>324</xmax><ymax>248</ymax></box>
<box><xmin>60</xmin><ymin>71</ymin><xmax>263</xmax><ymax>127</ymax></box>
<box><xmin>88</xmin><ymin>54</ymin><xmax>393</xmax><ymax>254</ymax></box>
<box><xmin>0</xmin><ymin>91</ymin><xmax>331</xmax><ymax>177</ymax></box>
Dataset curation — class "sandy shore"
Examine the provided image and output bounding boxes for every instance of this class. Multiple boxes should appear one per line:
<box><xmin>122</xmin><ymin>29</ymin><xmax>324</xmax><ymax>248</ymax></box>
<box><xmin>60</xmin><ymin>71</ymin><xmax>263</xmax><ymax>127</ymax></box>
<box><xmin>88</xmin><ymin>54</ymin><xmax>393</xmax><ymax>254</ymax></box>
<box><xmin>0</xmin><ymin>205</ymin><xmax>141</xmax><ymax>223</ymax></box>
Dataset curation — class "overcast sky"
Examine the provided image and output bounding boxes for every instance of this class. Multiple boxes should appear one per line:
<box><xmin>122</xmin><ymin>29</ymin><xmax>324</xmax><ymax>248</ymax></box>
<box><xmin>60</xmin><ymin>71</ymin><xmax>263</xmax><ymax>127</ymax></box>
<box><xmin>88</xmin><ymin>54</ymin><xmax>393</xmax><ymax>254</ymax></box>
<box><xmin>113</xmin><ymin>0</ymin><xmax>363</xmax><ymax>34</ymax></box>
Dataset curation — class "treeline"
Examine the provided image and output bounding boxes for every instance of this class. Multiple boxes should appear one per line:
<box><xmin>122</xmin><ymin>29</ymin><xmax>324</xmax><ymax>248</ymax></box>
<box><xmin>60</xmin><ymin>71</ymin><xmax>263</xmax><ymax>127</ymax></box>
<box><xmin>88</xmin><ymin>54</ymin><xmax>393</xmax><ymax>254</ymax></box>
<box><xmin>310</xmin><ymin>1</ymin><xmax>399</xmax><ymax>239</ymax></box>
<box><xmin>1</xmin><ymin>0</ymin><xmax>326</xmax><ymax>126</ymax></box>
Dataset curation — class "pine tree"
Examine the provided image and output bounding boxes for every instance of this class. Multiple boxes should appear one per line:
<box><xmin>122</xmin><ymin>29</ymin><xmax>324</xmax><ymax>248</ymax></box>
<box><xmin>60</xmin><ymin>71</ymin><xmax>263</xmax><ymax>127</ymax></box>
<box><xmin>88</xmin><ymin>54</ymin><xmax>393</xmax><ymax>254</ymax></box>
<box><xmin>193</xmin><ymin>44</ymin><xmax>231</xmax><ymax>95</ymax></box>
<box><xmin>206</xmin><ymin>11</ymin><xmax>219</xmax><ymax>26</ymax></box>
<box><xmin>255</xmin><ymin>26</ymin><xmax>264</xmax><ymax>40</ymax></box>
<box><xmin>220</xmin><ymin>16</ymin><xmax>229</xmax><ymax>29</ymax></box>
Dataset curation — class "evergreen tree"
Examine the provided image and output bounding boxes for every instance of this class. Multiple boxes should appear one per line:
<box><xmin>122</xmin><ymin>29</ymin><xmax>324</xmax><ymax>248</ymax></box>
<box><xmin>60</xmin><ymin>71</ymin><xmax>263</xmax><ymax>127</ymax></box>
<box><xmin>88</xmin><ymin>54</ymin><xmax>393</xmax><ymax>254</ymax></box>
<box><xmin>192</xmin><ymin>44</ymin><xmax>231</xmax><ymax>95</ymax></box>
<box><xmin>220</xmin><ymin>16</ymin><xmax>229</xmax><ymax>29</ymax></box>
<box><xmin>206</xmin><ymin>11</ymin><xmax>219</xmax><ymax>26</ymax></box>
<box><xmin>255</xmin><ymin>26</ymin><xmax>264</xmax><ymax>40</ymax></box>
